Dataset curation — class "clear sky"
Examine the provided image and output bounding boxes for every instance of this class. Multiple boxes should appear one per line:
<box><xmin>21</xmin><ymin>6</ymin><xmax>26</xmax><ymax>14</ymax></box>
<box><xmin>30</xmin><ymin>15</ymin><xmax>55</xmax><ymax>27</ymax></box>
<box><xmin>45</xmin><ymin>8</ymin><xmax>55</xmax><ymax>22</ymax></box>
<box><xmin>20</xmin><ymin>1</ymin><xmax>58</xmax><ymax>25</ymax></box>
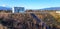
<box><xmin>0</xmin><ymin>0</ymin><xmax>60</xmax><ymax>9</ymax></box>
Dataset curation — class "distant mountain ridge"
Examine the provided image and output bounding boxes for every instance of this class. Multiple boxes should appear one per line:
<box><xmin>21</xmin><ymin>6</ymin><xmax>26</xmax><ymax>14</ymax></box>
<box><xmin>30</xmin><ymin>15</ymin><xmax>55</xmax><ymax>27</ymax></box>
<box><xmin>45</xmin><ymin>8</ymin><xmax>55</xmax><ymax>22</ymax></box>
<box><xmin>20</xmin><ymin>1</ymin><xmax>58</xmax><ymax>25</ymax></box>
<box><xmin>0</xmin><ymin>6</ymin><xmax>60</xmax><ymax>11</ymax></box>
<box><xmin>41</xmin><ymin>7</ymin><xmax>60</xmax><ymax>11</ymax></box>
<box><xmin>0</xmin><ymin>6</ymin><xmax>12</xmax><ymax>10</ymax></box>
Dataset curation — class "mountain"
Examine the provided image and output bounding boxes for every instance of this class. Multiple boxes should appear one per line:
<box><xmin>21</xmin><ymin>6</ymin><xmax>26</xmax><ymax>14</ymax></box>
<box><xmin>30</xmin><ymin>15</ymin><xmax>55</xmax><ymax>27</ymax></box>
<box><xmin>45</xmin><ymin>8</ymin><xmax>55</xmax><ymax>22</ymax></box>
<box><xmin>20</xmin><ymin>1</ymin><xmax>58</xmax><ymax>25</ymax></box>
<box><xmin>41</xmin><ymin>7</ymin><xmax>60</xmax><ymax>11</ymax></box>
<box><xmin>0</xmin><ymin>6</ymin><xmax>12</xmax><ymax>10</ymax></box>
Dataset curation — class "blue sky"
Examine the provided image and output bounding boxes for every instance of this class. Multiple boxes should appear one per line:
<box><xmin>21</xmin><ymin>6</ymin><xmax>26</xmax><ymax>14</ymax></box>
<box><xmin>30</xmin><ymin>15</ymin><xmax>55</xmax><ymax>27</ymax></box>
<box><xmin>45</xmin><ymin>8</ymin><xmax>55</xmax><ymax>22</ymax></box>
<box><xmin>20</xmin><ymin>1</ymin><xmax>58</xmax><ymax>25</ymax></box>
<box><xmin>0</xmin><ymin>0</ymin><xmax>60</xmax><ymax>9</ymax></box>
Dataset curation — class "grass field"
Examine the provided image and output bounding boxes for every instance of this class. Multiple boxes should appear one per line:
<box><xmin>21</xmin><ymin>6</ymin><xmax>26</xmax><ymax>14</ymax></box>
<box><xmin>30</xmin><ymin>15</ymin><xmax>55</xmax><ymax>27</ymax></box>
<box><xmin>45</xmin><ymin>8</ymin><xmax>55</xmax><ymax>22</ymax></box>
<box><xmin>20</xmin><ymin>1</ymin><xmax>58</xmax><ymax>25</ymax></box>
<box><xmin>0</xmin><ymin>12</ymin><xmax>60</xmax><ymax>29</ymax></box>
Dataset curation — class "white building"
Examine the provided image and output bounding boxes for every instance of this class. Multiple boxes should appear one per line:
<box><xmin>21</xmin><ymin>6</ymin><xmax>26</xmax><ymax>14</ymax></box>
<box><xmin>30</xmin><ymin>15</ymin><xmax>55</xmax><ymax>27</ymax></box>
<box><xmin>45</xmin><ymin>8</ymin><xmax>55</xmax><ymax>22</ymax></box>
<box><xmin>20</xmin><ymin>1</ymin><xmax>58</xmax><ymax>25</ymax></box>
<box><xmin>56</xmin><ymin>11</ymin><xmax>60</xmax><ymax>15</ymax></box>
<box><xmin>12</xmin><ymin>7</ymin><xmax>25</xmax><ymax>13</ymax></box>
<box><xmin>56</xmin><ymin>11</ymin><xmax>60</xmax><ymax>13</ymax></box>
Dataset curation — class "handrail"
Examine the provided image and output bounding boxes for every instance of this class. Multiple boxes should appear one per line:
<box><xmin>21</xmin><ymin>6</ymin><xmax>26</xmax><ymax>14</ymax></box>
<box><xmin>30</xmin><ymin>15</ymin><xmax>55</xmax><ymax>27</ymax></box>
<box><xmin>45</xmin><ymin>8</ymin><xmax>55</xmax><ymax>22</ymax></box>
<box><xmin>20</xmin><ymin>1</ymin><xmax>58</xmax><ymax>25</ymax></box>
<box><xmin>30</xmin><ymin>13</ymin><xmax>52</xmax><ymax>29</ymax></box>
<box><xmin>30</xmin><ymin>13</ymin><xmax>41</xmax><ymax>23</ymax></box>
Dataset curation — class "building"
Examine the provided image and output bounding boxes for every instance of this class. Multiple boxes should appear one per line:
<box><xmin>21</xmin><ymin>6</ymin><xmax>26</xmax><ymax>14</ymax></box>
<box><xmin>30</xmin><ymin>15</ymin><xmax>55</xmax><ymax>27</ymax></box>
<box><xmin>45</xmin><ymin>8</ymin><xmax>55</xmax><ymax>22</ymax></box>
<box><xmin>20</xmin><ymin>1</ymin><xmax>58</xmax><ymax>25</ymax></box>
<box><xmin>56</xmin><ymin>11</ymin><xmax>60</xmax><ymax>15</ymax></box>
<box><xmin>56</xmin><ymin>11</ymin><xmax>60</xmax><ymax>13</ymax></box>
<box><xmin>13</xmin><ymin>7</ymin><xmax>25</xmax><ymax>13</ymax></box>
